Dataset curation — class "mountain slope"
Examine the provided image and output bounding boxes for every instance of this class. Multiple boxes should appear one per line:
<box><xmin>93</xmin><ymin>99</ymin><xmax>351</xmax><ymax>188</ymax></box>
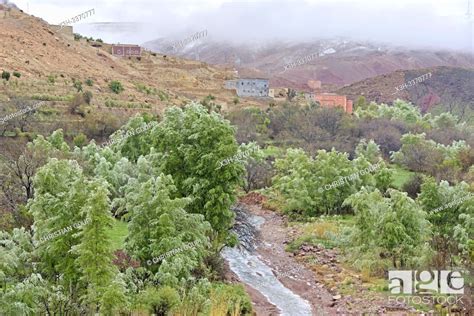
<box><xmin>337</xmin><ymin>66</ymin><xmax>474</xmax><ymax>122</ymax></box>
<box><xmin>143</xmin><ymin>38</ymin><xmax>474</xmax><ymax>90</ymax></box>
<box><xmin>0</xmin><ymin>9</ymin><xmax>241</xmax><ymax>110</ymax></box>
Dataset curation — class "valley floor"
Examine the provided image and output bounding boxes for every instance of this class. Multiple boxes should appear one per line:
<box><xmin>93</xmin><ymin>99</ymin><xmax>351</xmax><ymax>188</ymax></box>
<box><xmin>226</xmin><ymin>193</ymin><xmax>414</xmax><ymax>316</ymax></box>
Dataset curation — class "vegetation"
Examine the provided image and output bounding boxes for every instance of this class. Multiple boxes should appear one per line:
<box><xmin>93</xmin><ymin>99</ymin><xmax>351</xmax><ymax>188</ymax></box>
<box><xmin>1</xmin><ymin>71</ymin><xmax>10</xmax><ymax>81</ymax></box>
<box><xmin>109</xmin><ymin>80</ymin><xmax>124</xmax><ymax>94</ymax></box>
<box><xmin>0</xmin><ymin>104</ymin><xmax>252</xmax><ymax>315</ymax></box>
<box><xmin>73</xmin><ymin>79</ymin><xmax>83</xmax><ymax>92</ymax></box>
<box><xmin>0</xmin><ymin>89</ymin><xmax>472</xmax><ymax>313</ymax></box>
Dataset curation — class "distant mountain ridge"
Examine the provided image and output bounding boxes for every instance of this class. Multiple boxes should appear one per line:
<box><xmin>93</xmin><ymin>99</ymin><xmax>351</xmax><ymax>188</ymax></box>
<box><xmin>142</xmin><ymin>37</ymin><xmax>474</xmax><ymax>90</ymax></box>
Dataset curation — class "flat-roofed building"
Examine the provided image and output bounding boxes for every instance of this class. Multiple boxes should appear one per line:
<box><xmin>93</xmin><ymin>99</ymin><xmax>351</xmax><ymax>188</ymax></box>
<box><xmin>112</xmin><ymin>44</ymin><xmax>142</xmax><ymax>57</ymax></box>
<box><xmin>314</xmin><ymin>93</ymin><xmax>353</xmax><ymax>114</ymax></box>
<box><xmin>224</xmin><ymin>78</ymin><xmax>269</xmax><ymax>97</ymax></box>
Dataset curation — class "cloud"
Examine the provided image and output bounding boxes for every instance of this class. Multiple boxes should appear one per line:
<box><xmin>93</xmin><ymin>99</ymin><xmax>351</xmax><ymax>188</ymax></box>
<box><xmin>13</xmin><ymin>0</ymin><xmax>473</xmax><ymax>51</ymax></box>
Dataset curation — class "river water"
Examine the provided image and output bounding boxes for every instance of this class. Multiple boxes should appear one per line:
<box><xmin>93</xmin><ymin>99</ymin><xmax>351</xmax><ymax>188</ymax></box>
<box><xmin>222</xmin><ymin>205</ymin><xmax>313</xmax><ymax>316</ymax></box>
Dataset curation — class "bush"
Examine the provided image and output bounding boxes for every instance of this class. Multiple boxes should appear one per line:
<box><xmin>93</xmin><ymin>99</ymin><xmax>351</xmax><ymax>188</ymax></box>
<box><xmin>83</xmin><ymin>91</ymin><xmax>93</xmax><ymax>105</ymax></box>
<box><xmin>85</xmin><ymin>78</ymin><xmax>93</xmax><ymax>86</ymax></box>
<box><xmin>402</xmin><ymin>173</ymin><xmax>424</xmax><ymax>198</ymax></box>
<box><xmin>209</xmin><ymin>283</ymin><xmax>253</xmax><ymax>316</ymax></box>
<box><xmin>73</xmin><ymin>80</ymin><xmax>83</xmax><ymax>92</ymax></box>
<box><xmin>73</xmin><ymin>133</ymin><xmax>88</xmax><ymax>148</ymax></box>
<box><xmin>69</xmin><ymin>94</ymin><xmax>86</xmax><ymax>116</ymax></box>
<box><xmin>1</xmin><ymin>71</ymin><xmax>10</xmax><ymax>81</ymax></box>
<box><xmin>47</xmin><ymin>75</ymin><xmax>56</xmax><ymax>85</ymax></box>
<box><xmin>13</xmin><ymin>71</ymin><xmax>21</xmax><ymax>78</ymax></box>
<box><xmin>109</xmin><ymin>80</ymin><xmax>124</xmax><ymax>94</ymax></box>
<box><xmin>138</xmin><ymin>286</ymin><xmax>180</xmax><ymax>315</ymax></box>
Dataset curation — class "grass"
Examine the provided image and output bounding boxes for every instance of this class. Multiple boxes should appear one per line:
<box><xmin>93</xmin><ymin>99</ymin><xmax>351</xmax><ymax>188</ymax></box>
<box><xmin>262</xmin><ymin>145</ymin><xmax>286</xmax><ymax>158</ymax></box>
<box><xmin>107</xmin><ymin>219</ymin><xmax>128</xmax><ymax>250</ymax></box>
<box><xmin>286</xmin><ymin>216</ymin><xmax>353</xmax><ymax>252</ymax></box>
<box><xmin>390</xmin><ymin>165</ymin><xmax>413</xmax><ymax>189</ymax></box>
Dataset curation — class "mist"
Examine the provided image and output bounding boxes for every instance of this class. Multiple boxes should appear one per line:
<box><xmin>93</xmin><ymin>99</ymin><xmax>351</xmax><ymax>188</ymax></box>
<box><xmin>12</xmin><ymin>0</ymin><xmax>474</xmax><ymax>52</ymax></box>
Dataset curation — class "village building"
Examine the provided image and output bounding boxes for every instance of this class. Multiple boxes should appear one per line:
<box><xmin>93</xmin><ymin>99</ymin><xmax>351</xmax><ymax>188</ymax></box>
<box><xmin>313</xmin><ymin>93</ymin><xmax>353</xmax><ymax>114</ymax></box>
<box><xmin>225</xmin><ymin>79</ymin><xmax>269</xmax><ymax>97</ymax></box>
<box><xmin>307</xmin><ymin>80</ymin><xmax>322</xmax><ymax>90</ymax></box>
<box><xmin>112</xmin><ymin>44</ymin><xmax>142</xmax><ymax>57</ymax></box>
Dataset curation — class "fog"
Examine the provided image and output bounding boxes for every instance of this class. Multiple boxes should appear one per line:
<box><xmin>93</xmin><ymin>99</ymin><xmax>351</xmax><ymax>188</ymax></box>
<box><xmin>11</xmin><ymin>0</ymin><xmax>474</xmax><ymax>52</ymax></box>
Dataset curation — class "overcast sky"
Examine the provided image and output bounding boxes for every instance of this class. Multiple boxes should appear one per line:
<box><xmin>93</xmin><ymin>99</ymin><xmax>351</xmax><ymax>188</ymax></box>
<box><xmin>9</xmin><ymin>0</ymin><xmax>474</xmax><ymax>52</ymax></box>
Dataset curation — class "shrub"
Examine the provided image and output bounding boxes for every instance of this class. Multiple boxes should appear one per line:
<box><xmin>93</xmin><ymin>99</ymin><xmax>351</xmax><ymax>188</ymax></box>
<box><xmin>69</xmin><ymin>94</ymin><xmax>85</xmax><ymax>116</ymax></box>
<box><xmin>1</xmin><ymin>71</ymin><xmax>10</xmax><ymax>81</ymax></box>
<box><xmin>344</xmin><ymin>188</ymin><xmax>432</xmax><ymax>271</ymax></box>
<box><xmin>73</xmin><ymin>33</ymin><xmax>82</xmax><ymax>41</ymax></box>
<box><xmin>402</xmin><ymin>173</ymin><xmax>424</xmax><ymax>198</ymax></box>
<box><xmin>138</xmin><ymin>286</ymin><xmax>180</xmax><ymax>315</ymax></box>
<box><xmin>158</xmin><ymin>90</ymin><xmax>169</xmax><ymax>101</ymax></box>
<box><xmin>109</xmin><ymin>80</ymin><xmax>124</xmax><ymax>94</ymax></box>
<box><xmin>209</xmin><ymin>283</ymin><xmax>253</xmax><ymax>316</ymax></box>
<box><xmin>47</xmin><ymin>75</ymin><xmax>56</xmax><ymax>85</ymax></box>
<box><xmin>83</xmin><ymin>91</ymin><xmax>93</xmax><ymax>105</ymax></box>
<box><xmin>13</xmin><ymin>71</ymin><xmax>21</xmax><ymax>78</ymax></box>
<box><xmin>85</xmin><ymin>78</ymin><xmax>93</xmax><ymax>86</ymax></box>
<box><xmin>73</xmin><ymin>133</ymin><xmax>88</xmax><ymax>148</ymax></box>
<box><xmin>73</xmin><ymin>80</ymin><xmax>83</xmax><ymax>92</ymax></box>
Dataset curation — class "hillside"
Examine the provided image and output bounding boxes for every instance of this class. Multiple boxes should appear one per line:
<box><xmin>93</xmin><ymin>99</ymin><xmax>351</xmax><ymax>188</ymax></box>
<box><xmin>0</xmin><ymin>9</ymin><xmax>268</xmax><ymax>129</ymax></box>
<box><xmin>336</xmin><ymin>66</ymin><xmax>474</xmax><ymax>122</ymax></box>
<box><xmin>142</xmin><ymin>38</ymin><xmax>474</xmax><ymax>90</ymax></box>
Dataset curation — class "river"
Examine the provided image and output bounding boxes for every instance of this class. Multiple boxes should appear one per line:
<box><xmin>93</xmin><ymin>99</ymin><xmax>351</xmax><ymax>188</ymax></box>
<box><xmin>222</xmin><ymin>204</ymin><xmax>313</xmax><ymax>316</ymax></box>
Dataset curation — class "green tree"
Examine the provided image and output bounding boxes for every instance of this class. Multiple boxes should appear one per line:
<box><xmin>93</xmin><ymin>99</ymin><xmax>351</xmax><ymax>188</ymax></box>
<box><xmin>74</xmin><ymin>179</ymin><xmax>126</xmax><ymax>313</ymax></box>
<box><xmin>124</xmin><ymin>170</ymin><xmax>211</xmax><ymax>285</ymax></box>
<box><xmin>272</xmin><ymin>148</ymin><xmax>377</xmax><ymax>216</ymax></box>
<box><xmin>417</xmin><ymin>178</ymin><xmax>473</xmax><ymax>267</ymax></box>
<box><xmin>355</xmin><ymin>139</ymin><xmax>381</xmax><ymax>164</ymax></box>
<box><xmin>344</xmin><ymin>188</ymin><xmax>431</xmax><ymax>270</ymax></box>
<box><xmin>149</xmin><ymin>104</ymin><xmax>244</xmax><ymax>245</ymax></box>
<box><xmin>355</xmin><ymin>96</ymin><xmax>367</xmax><ymax>109</ymax></box>
<box><xmin>28</xmin><ymin>159</ymin><xmax>86</xmax><ymax>285</ymax></box>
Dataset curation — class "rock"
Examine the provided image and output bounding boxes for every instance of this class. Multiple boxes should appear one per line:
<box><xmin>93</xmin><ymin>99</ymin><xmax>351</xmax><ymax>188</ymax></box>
<box><xmin>332</xmin><ymin>295</ymin><xmax>341</xmax><ymax>300</ymax></box>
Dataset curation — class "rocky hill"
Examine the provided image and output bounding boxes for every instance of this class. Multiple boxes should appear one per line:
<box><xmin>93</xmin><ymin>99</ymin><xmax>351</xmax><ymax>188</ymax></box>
<box><xmin>0</xmin><ymin>8</ymin><xmax>279</xmax><ymax>149</ymax></box>
<box><xmin>336</xmin><ymin>66</ymin><xmax>474</xmax><ymax>122</ymax></box>
<box><xmin>0</xmin><ymin>9</ymin><xmax>259</xmax><ymax>114</ymax></box>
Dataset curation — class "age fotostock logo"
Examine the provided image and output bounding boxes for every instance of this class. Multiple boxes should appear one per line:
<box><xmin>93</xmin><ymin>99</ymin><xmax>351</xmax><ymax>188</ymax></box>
<box><xmin>389</xmin><ymin>270</ymin><xmax>464</xmax><ymax>295</ymax></box>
